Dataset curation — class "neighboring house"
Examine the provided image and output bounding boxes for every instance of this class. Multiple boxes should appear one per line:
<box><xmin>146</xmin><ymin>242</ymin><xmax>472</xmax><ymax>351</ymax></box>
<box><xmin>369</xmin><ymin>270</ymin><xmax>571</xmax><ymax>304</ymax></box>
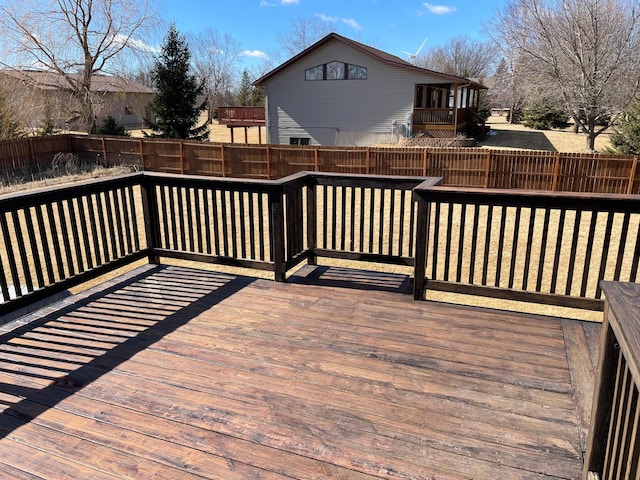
<box><xmin>253</xmin><ymin>33</ymin><xmax>487</xmax><ymax>146</ymax></box>
<box><xmin>0</xmin><ymin>70</ymin><xmax>154</xmax><ymax>132</ymax></box>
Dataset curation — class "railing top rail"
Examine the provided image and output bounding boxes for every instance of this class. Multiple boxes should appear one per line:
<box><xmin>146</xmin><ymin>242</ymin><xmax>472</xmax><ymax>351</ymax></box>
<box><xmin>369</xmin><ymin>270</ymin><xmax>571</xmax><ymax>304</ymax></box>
<box><xmin>414</xmin><ymin>185</ymin><xmax>640</xmax><ymax>211</ymax></box>
<box><xmin>0</xmin><ymin>172</ymin><xmax>144</xmax><ymax>211</ymax></box>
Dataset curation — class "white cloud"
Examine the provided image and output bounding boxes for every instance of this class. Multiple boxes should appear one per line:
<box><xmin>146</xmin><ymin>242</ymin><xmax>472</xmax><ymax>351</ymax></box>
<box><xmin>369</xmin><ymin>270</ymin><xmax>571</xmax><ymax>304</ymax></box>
<box><xmin>113</xmin><ymin>35</ymin><xmax>158</xmax><ymax>54</ymax></box>
<box><xmin>315</xmin><ymin>13</ymin><xmax>362</xmax><ymax>32</ymax></box>
<box><xmin>316</xmin><ymin>13</ymin><xmax>337</xmax><ymax>22</ymax></box>
<box><xmin>422</xmin><ymin>3</ymin><xmax>456</xmax><ymax>15</ymax></box>
<box><xmin>259</xmin><ymin>0</ymin><xmax>299</xmax><ymax>6</ymax></box>
<box><xmin>341</xmin><ymin>18</ymin><xmax>362</xmax><ymax>31</ymax></box>
<box><xmin>241</xmin><ymin>50</ymin><xmax>269</xmax><ymax>60</ymax></box>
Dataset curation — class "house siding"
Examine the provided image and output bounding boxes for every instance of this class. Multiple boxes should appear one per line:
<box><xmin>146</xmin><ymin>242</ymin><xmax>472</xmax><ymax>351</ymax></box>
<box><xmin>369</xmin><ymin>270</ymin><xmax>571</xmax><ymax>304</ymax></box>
<box><xmin>263</xmin><ymin>39</ymin><xmax>450</xmax><ymax>146</ymax></box>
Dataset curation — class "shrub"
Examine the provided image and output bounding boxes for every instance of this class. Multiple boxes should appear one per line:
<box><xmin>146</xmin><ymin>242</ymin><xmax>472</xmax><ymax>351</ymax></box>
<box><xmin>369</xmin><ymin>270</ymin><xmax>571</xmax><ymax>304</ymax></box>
<box><xmin>609</xmin><ymin>96</ymin><xmax>640</xmax><ymax>155</ymax></box>
<box><xmin>95</xmin><ymin>115</ymin><xmax>129</xmax><ymax>136</ymax></box>
<box><xmin>523</xmin><ymin>104</ymin><xmax>570</xmax><ymax>130</ymax></box>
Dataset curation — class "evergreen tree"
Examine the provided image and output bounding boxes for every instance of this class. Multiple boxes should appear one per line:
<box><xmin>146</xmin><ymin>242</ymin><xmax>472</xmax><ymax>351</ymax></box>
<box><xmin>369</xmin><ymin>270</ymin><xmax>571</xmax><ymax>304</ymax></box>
<box><xmin>146</xmin><ymin>24</ymin><xmax>208</xmax><ymax>140</ymax></box>
<box><xmin>236</xmin><ymin>70</ymin><xmax>252</xmax><ymax>106</ymax></box>
<box><xmin>523</xmin><ymin>103</ymin><xmax>570</xmax><ymax>130</ymax></box>
<box><xmin>249</xmin><ymin>85</ymin><xmax>265</xmax><ymax>107</ymax></box>
<box><xmin>610</xmin><ymin>96</ymin><xmax>640</xmax><ymax>155</ymax></box>
<box><xmin>95</xmin><ymin>116</ymin><xmax>130</xmax><ymax>136</ymax></box>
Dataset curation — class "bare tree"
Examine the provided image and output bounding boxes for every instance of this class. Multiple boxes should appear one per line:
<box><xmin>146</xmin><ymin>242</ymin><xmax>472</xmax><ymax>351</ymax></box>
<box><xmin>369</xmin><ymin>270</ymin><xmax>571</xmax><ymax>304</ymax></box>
<box><xmin>417</xmin><ymin>36</ymin><xmax>496</xmax><ymax>78</ymax></box>
<box><xmin>0</xmin><ymin>0</ymin><xmax>159</xmax><ymax>132</ymax></box>
<box><xmin>279</xmin><ymin>16</ymin><xmax>333</xmax><ymax>57</ymax></box>
<box><xmin>190</xmin><ymin>29</ymin><xmax>241</xmax><ymax>123</ymax></box>
<box><xmin>490</xmin><ymin>0</ymin><xmax>640</xmax><ymax>151</ymax></box>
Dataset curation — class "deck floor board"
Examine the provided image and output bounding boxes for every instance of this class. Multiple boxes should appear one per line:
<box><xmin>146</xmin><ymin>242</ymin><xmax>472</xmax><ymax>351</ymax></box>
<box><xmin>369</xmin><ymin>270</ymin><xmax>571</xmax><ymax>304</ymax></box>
<box><xmin>0</xmin><ymin>264</ymin><xmax>596</xmax><ymax>479</ymax></box>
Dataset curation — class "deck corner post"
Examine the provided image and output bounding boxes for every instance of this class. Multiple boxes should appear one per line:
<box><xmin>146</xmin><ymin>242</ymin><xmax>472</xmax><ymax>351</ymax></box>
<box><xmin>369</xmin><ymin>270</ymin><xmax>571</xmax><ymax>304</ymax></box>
<box><xmin>269</xmin><ymin>186</ymin><xmax>286</xmax><ymax>282</ymax></box>
<box><xmin>140</xmin><ymin>174</ymin><xmax>161</xmax><ymax>265</ymax></box>
<box><xmin>413</xmin><ymin>189</ymin><xmax>431</xmax><ymax>300</ymax></box>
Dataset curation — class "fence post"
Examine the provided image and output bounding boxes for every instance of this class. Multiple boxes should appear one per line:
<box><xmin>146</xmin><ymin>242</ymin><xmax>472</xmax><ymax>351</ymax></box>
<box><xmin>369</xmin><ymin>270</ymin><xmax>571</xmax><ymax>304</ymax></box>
<box><xmin>266</xmin><ymin>144</ymin><xmax>271</xmax><ymax>179</ymax></box>
<box><xmin>484</xmin><ymin>149</ymin><xmax>491</xmax><ymax>188</ymax></box>
<box><xmin>627</xmin><ymin>156</ymin><xmax>638</xmax><ymax>195</ymax></box>
<box><xmin>314</xmin><ymin>147</ymin><xmax>319</xmax><ymax>172</ymax></box>
<box><xmin>422</xmin><ymin>148</ymin><xmax>429</xmax><ymax>177</ymax></box>
<box><xmin>177</xmin><ymin>141</ymin><xmax>184</xmax><ymax>174</ymax></box>
<box><xmin>365</xmin><ymin>147</ymin><xmax>371</xmax><ymax>175</ymax></box>
<box><xmin>221</xmin><ymin>144</ymin><xmax>226</xmax><ymax>177</ymax></box>
<box><xmin>138</xmin><ymin>139</ymin><xmax>145</xmax><ymax>170</ymax></box>
<box><xmin>101</xmin><ymin>137</ymin><xmax>108</xmax><ymax>166</ymax></box>
<box><xmin>413</xmin><ymin>188</ymin><xmax>431</xmax><ymax>300</ymax></box>
<box><xmin>269</xmin><ymin>186</ymin><xmax>286</xmax><ymax>282</ymax></box>
<box><xmin>552</xmin><ymin>152</ymin><xmax>561</xmax><ymax>191</ymax></box>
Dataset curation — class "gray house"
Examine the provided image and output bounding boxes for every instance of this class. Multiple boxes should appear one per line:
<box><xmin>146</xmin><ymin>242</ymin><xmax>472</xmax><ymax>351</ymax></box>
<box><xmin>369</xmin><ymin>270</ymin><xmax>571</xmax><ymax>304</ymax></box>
<box><xmin>254</xmin><ymin>32</ymin><xmax>486</xmax><ymax>146</ymax></box>
<box><xmin>0</xmin><ymin>70</ymin><xmax>153</xmax><ymax>132</ymax></box>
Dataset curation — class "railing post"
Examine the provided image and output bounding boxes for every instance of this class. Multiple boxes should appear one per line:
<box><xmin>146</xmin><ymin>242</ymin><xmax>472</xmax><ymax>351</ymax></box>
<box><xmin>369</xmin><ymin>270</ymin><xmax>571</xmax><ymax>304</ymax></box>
<box><xmin>139</xmin><ymin>174</ymin><xmax>161</xmax><ymax>264</ymax></box>
<box><xmin>413</xmin><ymin>188</ymin><xmax>431</xmax><ymax>300</ymax></box>
<box><xmin>269</xmin><ymin>186</ymin><xmax>286</xmax><ymax>282</ymax></box>
<box><xmin>306</xmin><ymin>178</ymin><xmax>317</xmax><ymax>266</ymax></box>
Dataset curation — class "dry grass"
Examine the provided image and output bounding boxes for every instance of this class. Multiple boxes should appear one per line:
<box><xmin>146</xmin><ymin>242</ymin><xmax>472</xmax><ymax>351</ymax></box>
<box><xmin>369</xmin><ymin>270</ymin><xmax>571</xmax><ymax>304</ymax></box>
<box><xmin>129</xmin><ymin>118</ymin><xmax>264</xmax><ymax>145</ymax></box>
<box><xmin>480</xmin><ymin>115</ymin><xmax>612</xmax><ymax>153</ymax></box>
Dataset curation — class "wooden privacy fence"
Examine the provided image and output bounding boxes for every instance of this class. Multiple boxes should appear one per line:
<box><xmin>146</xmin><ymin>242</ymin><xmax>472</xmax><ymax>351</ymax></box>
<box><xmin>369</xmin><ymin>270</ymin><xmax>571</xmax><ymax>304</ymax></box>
<box><xmin>68</xmin><ymin>135</ymin><xmax>640</xmax><ymax>193</ymax></box>
<box><xmin>1</xmin><ymin>134</ymin><xmax>640</xmax><ymax>193</ymax></box>
<box><xmin>0</xmin><ymin>136</ymin><xmax>72</xmax><ymax>176</ymax></box>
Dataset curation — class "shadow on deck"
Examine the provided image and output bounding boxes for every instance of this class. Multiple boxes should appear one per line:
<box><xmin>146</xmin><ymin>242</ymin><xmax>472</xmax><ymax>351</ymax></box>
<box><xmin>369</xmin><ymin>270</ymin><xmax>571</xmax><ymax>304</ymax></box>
<box><xmin>0</xmin><ymin>264</ymin><xmax>599</xmax><ymax>479</ymax></box>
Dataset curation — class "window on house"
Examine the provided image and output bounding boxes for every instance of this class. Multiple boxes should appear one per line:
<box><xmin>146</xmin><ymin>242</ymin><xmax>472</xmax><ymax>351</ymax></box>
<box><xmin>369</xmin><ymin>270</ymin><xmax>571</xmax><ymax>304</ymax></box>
<box><xmin>326</xmin><ymin>61</ymin><xmax>345</xmax><ymax>80</ymax></box>
<box><xmin>305</xmin><ymin>65</ymin><xmax>324</xmax><ymax>81</ymax></box>
<box><xmin>348</xmin><ymin>64</ymin><xmax>367</xmax><ymax>79</ymax></box>
<box><xmin>305</xmin><ymin>62</ymin><xmax>367</xmax><ymax>81</ymax></box>
<box><xmin>124</xmin><ymin>105</ymin><xmax>133</xmax><ymax>115</ymax></box>
<box><xmin>290</xmin><ymin>137</ymin><xmax>310</xmax><ymax>145</ymax></box>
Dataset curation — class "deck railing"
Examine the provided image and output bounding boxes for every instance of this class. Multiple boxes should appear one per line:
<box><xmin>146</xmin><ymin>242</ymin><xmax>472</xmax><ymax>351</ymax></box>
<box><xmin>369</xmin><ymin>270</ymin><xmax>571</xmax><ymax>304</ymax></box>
<box><xmin>413</xmin><ymin>185</ymin><xmax>640</xmax><ymax>311</ymax></box>
<box><xmin>2</xmin><ymin>170</ymin><xmax>640</xmax><ymax>475</ymax></box>
<box><xmin>0</xmin><ymin>174</ymin><xmax>147</xmax><ymax>317</ymax></box>
<box><xmin>584</xmin><ymin>282</ymin><xmax>640</xmax><ymax>479</ymax></box>
<box><xmin>4</xmin><ymin>171</ymin><xmax>640</xmax><ymax>318</ymax></box>
<box><xmin>217</xmin><ymin>106</ymin><xmax>265</xmax><ymax>126</ymax></box>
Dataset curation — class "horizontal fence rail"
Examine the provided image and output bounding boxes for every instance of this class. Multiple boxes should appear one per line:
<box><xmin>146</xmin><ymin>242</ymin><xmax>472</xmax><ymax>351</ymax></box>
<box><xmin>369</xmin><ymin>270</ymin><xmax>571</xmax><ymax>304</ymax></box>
<box><xmin>2</xmin><ymin>135</ymin><xmax>639</xmax><ymax>193</ymax></box>
<box><xmin>413</xmin><ymin>186</ymin><xmax>640</xmax><ymax>310</ymax></box>
<box><xmin>0</xmin><ymin>174</ymin><xmax>148</xmax><ymax>316</ymax></box>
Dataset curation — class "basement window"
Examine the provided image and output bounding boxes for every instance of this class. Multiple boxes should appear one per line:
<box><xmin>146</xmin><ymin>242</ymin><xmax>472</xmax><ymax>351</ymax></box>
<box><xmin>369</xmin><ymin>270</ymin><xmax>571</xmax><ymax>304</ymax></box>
<box><xmin>290</xmin><ymin>137</ymin><xmax>310</xmax><ymax>146</ymax></box>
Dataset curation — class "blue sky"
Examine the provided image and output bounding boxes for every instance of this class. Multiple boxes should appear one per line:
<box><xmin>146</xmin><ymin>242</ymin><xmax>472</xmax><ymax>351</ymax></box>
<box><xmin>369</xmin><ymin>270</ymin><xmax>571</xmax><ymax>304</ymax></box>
<box><xmin>161</xmin><ymin>0</ymin><xmax>507</xmax><ymax>71</ymax></box>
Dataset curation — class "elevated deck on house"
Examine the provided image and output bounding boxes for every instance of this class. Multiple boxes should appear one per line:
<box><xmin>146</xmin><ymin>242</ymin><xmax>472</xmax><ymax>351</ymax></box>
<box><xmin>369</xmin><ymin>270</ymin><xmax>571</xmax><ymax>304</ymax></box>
<box><xmin>0</xmin><ymin>264</ymin><xmax>600</xmax><ymax>479</ymax></box>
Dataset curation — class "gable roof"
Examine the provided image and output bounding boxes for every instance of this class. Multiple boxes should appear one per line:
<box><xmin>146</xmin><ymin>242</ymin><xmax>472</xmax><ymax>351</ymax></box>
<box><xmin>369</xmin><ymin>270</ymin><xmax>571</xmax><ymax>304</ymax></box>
<box><xmin>254</xmin><ymin>32</ymin><xmax>486</xmax><ymax>89</ymax></box>
<box><xmin>0</xmin><ymin>69</ymin><xmax>154</xmax><ymax>94</ymax></box>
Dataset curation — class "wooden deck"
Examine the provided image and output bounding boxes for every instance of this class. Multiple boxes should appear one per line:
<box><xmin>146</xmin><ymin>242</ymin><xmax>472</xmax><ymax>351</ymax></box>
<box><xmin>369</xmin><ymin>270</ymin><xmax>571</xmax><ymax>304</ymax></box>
<box><xmin>0</xmin><ymin>264</ymin><xmax>600</xmax><ymax>479</ymax></box>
